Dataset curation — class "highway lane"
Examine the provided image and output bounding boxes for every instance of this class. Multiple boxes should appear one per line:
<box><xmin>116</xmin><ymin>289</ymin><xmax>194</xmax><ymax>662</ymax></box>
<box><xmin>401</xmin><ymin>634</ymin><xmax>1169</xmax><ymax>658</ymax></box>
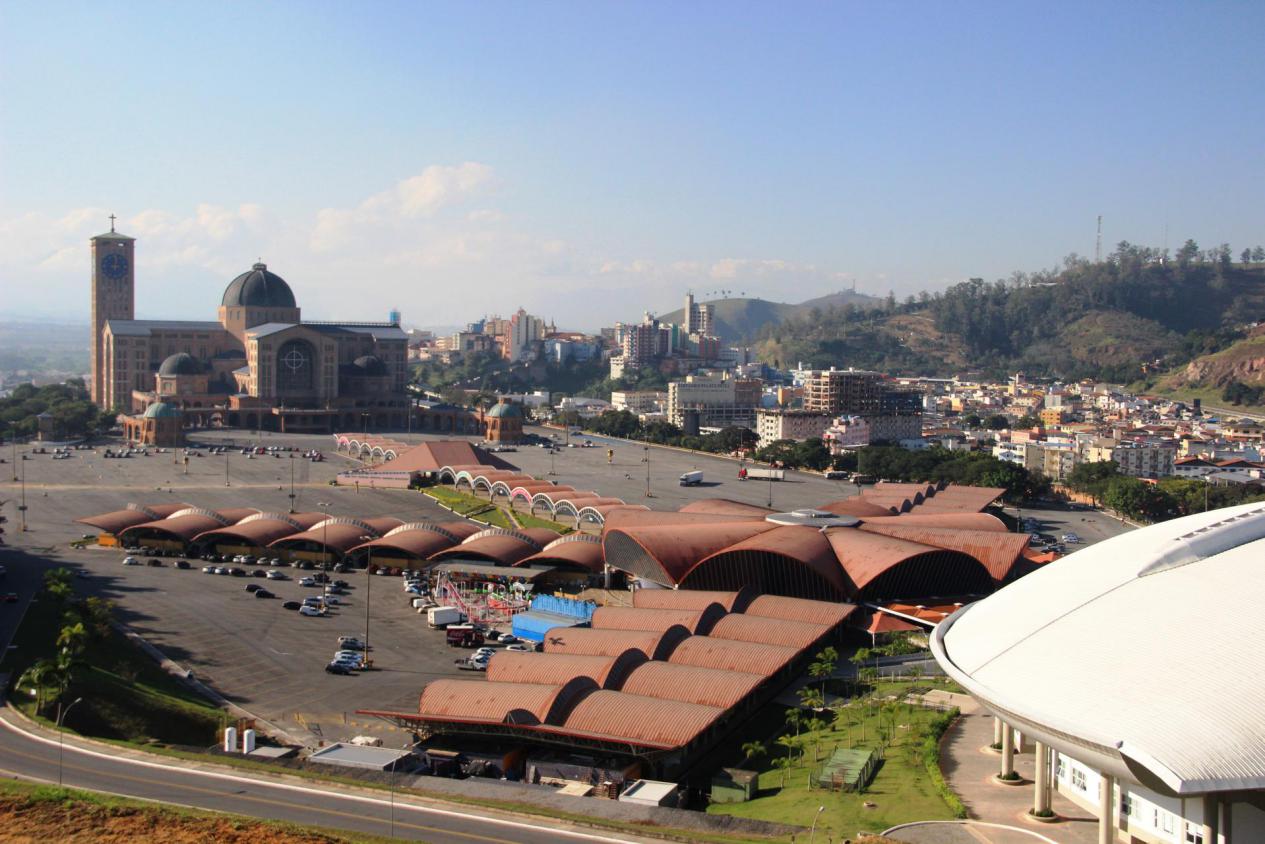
<box><xmin>0</xmin><ymin>705</ymin><xmax>643</xmax><ymax>844</ymax></box>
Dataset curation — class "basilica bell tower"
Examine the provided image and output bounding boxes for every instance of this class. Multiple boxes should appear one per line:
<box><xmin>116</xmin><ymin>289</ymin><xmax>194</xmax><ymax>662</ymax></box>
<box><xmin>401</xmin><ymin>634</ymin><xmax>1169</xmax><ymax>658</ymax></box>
<box><xmin>90</xmin><ymin>215</ymin><xmax>136</xmax><ymax>407</ymax></box>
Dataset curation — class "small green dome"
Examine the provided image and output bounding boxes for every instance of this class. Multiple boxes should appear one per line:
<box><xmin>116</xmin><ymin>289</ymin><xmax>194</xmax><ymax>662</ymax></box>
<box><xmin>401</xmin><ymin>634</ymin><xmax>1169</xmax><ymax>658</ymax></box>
<box><xmin>143</xmin><ymin>401</ymin><xmax>182</xmax><ymax>419</ymax></box>
<box><xmin>486</xmin><ymin>400</ymin><xmax>522</xmax><ymax>419</ymax></box>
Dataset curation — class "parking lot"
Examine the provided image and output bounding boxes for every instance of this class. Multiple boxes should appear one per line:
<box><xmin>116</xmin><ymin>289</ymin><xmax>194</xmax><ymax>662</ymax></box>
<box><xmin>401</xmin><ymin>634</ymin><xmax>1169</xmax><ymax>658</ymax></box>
<box><xmin>1</xmin><ymin>426</ymin><xmax>1132</xmax><ymax>747</ymax></box>
<box><xmin>2</xmin><ymin>431</ymin><xmax>497</xmax><ymax>745</ymax></box>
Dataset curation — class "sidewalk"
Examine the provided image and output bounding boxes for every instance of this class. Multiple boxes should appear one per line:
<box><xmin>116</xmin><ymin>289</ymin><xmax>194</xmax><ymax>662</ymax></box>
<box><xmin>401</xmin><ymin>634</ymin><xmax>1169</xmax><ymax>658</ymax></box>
<box><xmin>938</xmin><ymin>707</ymin><xmax>1099</xmax><ymax>844</ymax></box>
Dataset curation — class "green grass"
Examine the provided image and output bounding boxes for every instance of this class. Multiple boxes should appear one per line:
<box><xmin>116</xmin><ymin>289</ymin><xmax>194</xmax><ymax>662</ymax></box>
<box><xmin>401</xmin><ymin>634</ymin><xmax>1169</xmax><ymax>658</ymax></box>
<box><xmin>513</xmin><ymin>512</ymin><xmax>573</xmax><ymax>534</ymax></box>
<box><xmin>423</xmin><ymin>488</ymin><xmax>513</xmax><ymax>528</ymax></box>
<box><xmin>707</xmin><ymin>682</ymin><xmax>961</xmax><ymax>837</ymax></box>
<box><xmin>3</xmin><ymin>595</ymin><xmax>226</xmax><ymax>746</ymax></box>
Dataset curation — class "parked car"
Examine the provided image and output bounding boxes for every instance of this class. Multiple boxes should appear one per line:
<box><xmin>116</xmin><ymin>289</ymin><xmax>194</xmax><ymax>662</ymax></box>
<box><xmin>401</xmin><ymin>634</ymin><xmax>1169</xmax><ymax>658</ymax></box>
<box><xmin>174</xmin><ymin>560</ymin><xmax>191</xmax><ymax>569</ymax></box>
<box><xmin>299</xmin><ymin>576</ymin><xmax>317</xmax><ymax>587</ymax></box>
<box><xmin>266</xmin><ymin>570</ymin><xmax>287</xmax><ymax>580</ymax></box>
<box><xmin>228</xmin><ymin>568</ymin><xmax>245</xmax><ymax>577</ymax></box>
<box><xmin>202</xmin><ymin>565</ymin><xmax>216</xmax><ymax>574</ymax></box>
<box><xmin>496</xmin><ymin>633</ymin><xmax>519</xmax><ymax>644</ymax></box>
<box><xmin>3</xmin><ymin>592</ymin><xmax>19</xmax><ymax>603</ymax></box>
<box><xmin>245</xmin><ymin>583</ymin><xmax>262</xmax><ymax>593</ymax></box>
<box><xmin>251</xmin><ymin>569</ymin><xmax>268</xmax><ymax>578</ymax></box>
<box><xmin>337</xmin><ymin>636</ymin><xmax>366</xmax><ymax>650</ymax></box>
<box><xmin>282</xmin><ymin>600</ymin><xmax>302</xmax><ymax>610</ymax></box>
<box><xmin>254</xmin><ymin>588</ymin><xmax>275</xmax><ymax>599</ymax></box>
<box><xmin>325</xmin><ymin>661</ymin><xmax>355</xmax><ymax>675</ymax></box>
<box><xmin>299</xmin><ymin>605</ymin><xmax>326</xmax><ymax>617</ymax></box>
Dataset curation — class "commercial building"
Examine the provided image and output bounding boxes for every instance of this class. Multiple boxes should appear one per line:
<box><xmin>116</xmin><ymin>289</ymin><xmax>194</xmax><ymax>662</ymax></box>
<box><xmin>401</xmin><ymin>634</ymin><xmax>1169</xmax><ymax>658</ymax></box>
<box><xmin>754</xmin><ymin>409</ymin><xmax>832</xmax><ymax>448</ymax></box>
<box><xmin>667</xmin><ymin>373</ymin><xmax>759</xmax><ymax>429</ymax></box>
<box><xmin>933</xmin><ymin>502</ymin><xmax>1265</xmax><ymax>844</ymax></box>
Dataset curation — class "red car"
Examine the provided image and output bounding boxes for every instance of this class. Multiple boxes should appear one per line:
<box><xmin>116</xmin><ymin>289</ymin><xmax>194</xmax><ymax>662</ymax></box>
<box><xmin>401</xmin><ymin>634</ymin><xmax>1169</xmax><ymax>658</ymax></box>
<box><xmin>3</xmin><ymin>593</ymin><xmax>19</xmax><ymax>603</ymax></box>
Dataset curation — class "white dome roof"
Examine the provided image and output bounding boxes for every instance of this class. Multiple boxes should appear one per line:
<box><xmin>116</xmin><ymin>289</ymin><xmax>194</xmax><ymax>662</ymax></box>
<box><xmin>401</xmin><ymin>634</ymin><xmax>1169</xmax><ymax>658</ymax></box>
<box><xmin>933</xmin><ymin>502</ymin><xmax>1265</xmax><ymax>795</ymax></box>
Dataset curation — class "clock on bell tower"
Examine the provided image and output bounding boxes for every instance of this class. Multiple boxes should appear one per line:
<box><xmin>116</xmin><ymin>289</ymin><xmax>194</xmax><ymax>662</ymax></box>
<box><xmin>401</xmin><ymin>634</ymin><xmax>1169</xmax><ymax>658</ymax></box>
<box><xmin>90</xmin><ymin>214</ymin><xmax>136</xmax><ymax>407</ymax></box>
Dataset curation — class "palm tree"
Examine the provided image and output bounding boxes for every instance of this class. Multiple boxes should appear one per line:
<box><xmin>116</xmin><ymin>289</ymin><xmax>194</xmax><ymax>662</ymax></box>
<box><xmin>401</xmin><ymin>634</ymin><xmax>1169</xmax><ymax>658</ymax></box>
<box><xmin>807</xmin><ymin>660</ymin><xmax>832</xmax><ymax>696</ymax></box>
<box><xmin>799</xmin><ymin>687</ymin><xmax>826</xmax><ymax>712</ymax></box>
<box><xmin>17</xmin><ymin>660</ymin><xmax>53</xmax><ymax>713</ymax></box>
<box><xmin>739</xmin><ymin>740</ymin><xmax>767</xmax><ymax>768</ymax></box>
<box><xmin>57</xmin><ymin>621</ymin><xmax>87</xmax><ymax>656</ymax></box>
<box><xmin>784</xmin><ymin>707</ymin><xmax>802</xmax><ymax>738</ymax></box>
<box><xmin>776</xmin><ymin>734</ymin><xmax>798</xmax><ymax>767</ymax></box>
<box><xmin>773</xmin><ymin>755</ymin><xmax>792</xmax><ymax>788</ymax></box>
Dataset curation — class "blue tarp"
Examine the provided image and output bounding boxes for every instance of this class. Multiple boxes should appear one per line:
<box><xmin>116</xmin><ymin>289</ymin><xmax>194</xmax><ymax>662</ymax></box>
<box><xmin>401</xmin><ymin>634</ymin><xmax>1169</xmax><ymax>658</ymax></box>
<box><xmin>512</xmin><ymin>611</ymin><xmax>588</xmax><ymax>643</ymax></box>
<box><xmin>530</xmin><ymin>594</ymin><xmax>596</xmax><ymax>622</ymax></box>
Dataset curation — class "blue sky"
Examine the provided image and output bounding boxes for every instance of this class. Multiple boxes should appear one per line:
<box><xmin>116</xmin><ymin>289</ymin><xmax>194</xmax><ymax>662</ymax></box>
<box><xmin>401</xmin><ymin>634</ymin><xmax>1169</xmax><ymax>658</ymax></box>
<box><xmin>2</xmin><ymin>1</ymin><xmax>1262</xmax><ymax>329</ymax></box>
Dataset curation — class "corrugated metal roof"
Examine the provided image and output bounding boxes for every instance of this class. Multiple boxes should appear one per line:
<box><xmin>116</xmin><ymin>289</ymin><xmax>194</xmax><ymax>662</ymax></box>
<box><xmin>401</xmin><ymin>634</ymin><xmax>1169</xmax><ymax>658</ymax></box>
<box><xmin>542</xmin><ymin>625</ymin><xmax>689</xmax><ymax>661</ymax></box>
<box><xmin>678</xmin><ymin>499</ymin><xmax>777</xmax><ymax>517</ymax></box>
<box><xmin>512</xmin><ymin>611</ymin><xmax>587</xmax><ymax>642</ymax></box>
<box><xmin>487</xmin><ymin>650</ymin><xmax>644</xmax><ymax>689</ymax></box>
<box><xmin>602</xmin><ymin>520</ymin><xmax>777</xmax><ymax>585</ymax></box>
<box><xmin>859</xmin><ymin>523</ymin><xmax>1030</xmax><ymax>583</ymax></box>
<box><xmin>707</xmin><ymin>613</ymin><xmax>830</xmax><ymax>650</ymax></box>
<box><xmin>590</xmin><ymin>605</ymin><xmax>726</xmax><ymax>635</ymax></box>
<box><xmin>934</xmin><ymin>502</ymin><xmax>1265</xmax><ymax>794</ymax></box>
<box><xmin>743</xmin><ymin>594</ymin><xmax>856</xmax><ymax>627</ymax></box>
<box><xmin>558</xmin><ymin>690</ymin><xmax>724</xmax><ymax>749</ymax></box>
<box><xmin>105</xmin><ymin>319</ymin><xmax>222</xmax><ymax>337</ymax></box>
<box><xmin>631</xmin><ymin>587</ymin><xmax>753</xmax><ymax>613</ymax></box>
<box><xmin>668</xmin><ymin>636</ymin><xmax>798</xmax><ymax>676</ymax></box>
<box><xmin>618</xmin><ymin>661</ymin><xmax>765</xmax><ymax>709</ymax></box>
<box><xmin>416</xmin><ymin>678</ymin><xmax>594</xmax><ymax>726</ymax></box>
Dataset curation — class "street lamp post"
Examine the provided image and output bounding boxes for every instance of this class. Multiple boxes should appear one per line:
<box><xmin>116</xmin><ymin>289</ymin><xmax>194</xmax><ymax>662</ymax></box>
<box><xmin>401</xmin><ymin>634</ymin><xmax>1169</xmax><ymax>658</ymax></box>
<box><xmin>643</xmin><ymin>445</ymin><xmax>650</xmax><ymax>498</ymax></box>
<box><xmin>57</xmin><ymin>696</ymin><xmax>85</xmax><ymax>788</ymax></box>
<box><xmin>288</xmin><ymin>454</ymin><xmax>297</xmax><ymax>513</ymax></box>
<box><xmin>318</xmin><ymin>501</ymin><xmax>331</xmax><ymax>575</ymax></box>
<box><xmin>18</xmin><ymin>451</ymin><xmax>27</xmax><ymax>532</ymax></box>
<box><xmin>359</xmin><ymin>535</ymin><xmax>373</xmax><ymax>666</ymax></box>
<box><xmin>224</xmin><ymin>450</ymin><xmax>230</xmax><ymax>487</ymax></box>
<box><xmin>808</xmin><ymin>805</ymin><xmax>825</xmax><ymax>843</ymax></box>
<box><xmin>10</xmin><ymin>425</ymin><xmax>18</xmax><ymax>482</ymax></box>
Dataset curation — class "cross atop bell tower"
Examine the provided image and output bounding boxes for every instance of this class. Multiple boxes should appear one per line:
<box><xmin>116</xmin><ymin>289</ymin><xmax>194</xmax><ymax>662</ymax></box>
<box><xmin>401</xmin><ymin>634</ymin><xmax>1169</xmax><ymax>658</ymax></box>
<box><xmin>90</xmin><ymin>218</ymin><xmax>137</xmax><ymax>407</ymax></box>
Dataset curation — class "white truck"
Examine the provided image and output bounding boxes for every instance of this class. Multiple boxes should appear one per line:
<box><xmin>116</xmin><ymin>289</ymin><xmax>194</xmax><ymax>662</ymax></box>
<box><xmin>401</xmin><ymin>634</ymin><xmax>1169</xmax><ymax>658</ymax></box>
<box><xmin>743</xmin><ymin>467</ymin><xmax>785</xmax><ymax>481</ymax></box>
<box><xmin>679</xmin><ymin>470</ymin><xmax>704</xmax><ymax>486</ymax></box>
<box><xmin>426</xmin><ymin>606</ymin><xmax>463</xmax><ymax>628</ymax></box>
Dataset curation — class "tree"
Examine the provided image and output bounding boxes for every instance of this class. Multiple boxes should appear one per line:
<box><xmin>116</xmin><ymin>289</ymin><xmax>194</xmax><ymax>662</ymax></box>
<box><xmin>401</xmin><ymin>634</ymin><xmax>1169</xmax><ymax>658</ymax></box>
<box><xmin>740</xmin><ymin>740</ymin><xmax>767</xmax><ymax>767</ymax></box>
<box><xmin>785</xmin><ymin>708</ymin><xmax>803</xmax><ymax>738</ymax></box>
<box><xmin>962</xmin><ymin>414</ymin><xmax>982</xmax><ymax>428</ymax></box>
<box><xmin>1177</xmin><ymin>239</ymin><xmax>1200</xmax><ymax>268</ymax></box>
<box><xmin>1243</xmin><ymin>247</ymin><xmax>1253</xmax><ymax>265</ymax></box>
<box><xmin>798</xmin><ymin>687</ymin><xmax>826</xmax><ymax>711</ymax></box>
<box><xmin>16</xmin><ymin>659</ymin><xmax>54</xmax><ymax>713</ymax></box>
<box><xmin>773</xmin><ymin>755</ymin><xmax>793</xmax><ymax>788</ymax></box>
<box><xmin>43</xmin><ymin>568</ymin><xmax>73</xmax><ymax>603</ymax></box>
<box><xmin>56</xmin><ymin>621</ymin><xmax>87</xmax><ymax>657</ymax></box>
<box><xmin>985</xmin><ymin>414</ymin><xmax>1009</xmax><ymax>430</ymax></box>
<box><xmin>1253</xmin><ymin>246</ymin><xmax>1265</xmax><ymax>262</ymax></box>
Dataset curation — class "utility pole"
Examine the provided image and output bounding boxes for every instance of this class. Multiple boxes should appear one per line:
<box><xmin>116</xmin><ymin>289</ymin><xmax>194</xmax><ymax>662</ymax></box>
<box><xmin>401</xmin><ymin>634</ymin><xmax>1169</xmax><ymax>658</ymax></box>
<box><xmin>224</xmin><ymin>451</ymin><xmax>230</xmax><ymax>487</ymax></box>
<box><xmin>318</xmin><ymin>501</ymin><xmax>331</xmax><ymax>575</ymax></box>
<box><xmin>288</xmin><ymin>454</ymin><xmax>297</xmax><ymax>513</ymax></box>
<box><xmin>18</xmin><ymin>453</ymin><xmax>27</xmax><ymax>532</ymax></box>
<box><xmin>360</xmin><ymin>537</ymin><xmax>373</xmax><ymax>665</ymax></box>
<box><xmin>644</xmin><ymin>445</ymin><xmax>651</xmax><ymax>498</ymax></box>
<box><xmin>1095</xmin><ymin>215</ymin><xmax>1102</xmax><ymax>263</ymax></box>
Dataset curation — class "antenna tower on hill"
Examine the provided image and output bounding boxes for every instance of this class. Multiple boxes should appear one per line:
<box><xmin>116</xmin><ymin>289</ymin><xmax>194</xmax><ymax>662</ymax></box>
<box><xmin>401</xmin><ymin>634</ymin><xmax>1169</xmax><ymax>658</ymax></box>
<box><xmin>1095</xmin><ymin>215</ymin><xmax>1103</xmax><ymax>262</ymax></box>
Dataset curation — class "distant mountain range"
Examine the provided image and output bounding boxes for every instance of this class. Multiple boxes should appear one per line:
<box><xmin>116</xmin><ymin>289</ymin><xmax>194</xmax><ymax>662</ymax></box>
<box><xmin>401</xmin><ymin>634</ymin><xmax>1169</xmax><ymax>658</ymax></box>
<box><xmin>655</xmin><ymin>289</ymin><xmax>879</xmax><ymax>345</ymax></box>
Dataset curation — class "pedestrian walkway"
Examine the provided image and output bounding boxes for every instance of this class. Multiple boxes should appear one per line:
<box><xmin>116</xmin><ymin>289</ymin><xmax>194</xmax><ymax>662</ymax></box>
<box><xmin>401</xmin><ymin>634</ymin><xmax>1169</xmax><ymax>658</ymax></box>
<box><xmin>936</xmin><ymin>707</ymin><xmax>1100</xmax><ymax>844</ymax></box>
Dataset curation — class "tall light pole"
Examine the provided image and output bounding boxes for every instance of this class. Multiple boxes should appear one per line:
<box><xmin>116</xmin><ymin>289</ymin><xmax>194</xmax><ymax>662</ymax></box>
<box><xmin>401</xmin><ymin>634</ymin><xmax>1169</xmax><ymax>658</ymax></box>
<box><xmin>9</xmin><ymin>425</ymin><xmax>18</xmax><ymax>482</ymax></box>
<box><xmin>359</xmin><ymin>535</ymin><xmax>373</xmax><ymax>666</ymax></box>
<box><xmin>288</xmin><ymin>454</ymin><xmax>297</xmax><ymax>513</ymax></box>
<box><xmin>808</xmin><ymin>805</ymin><xmax>825</xmax><ymax>843</ymax></box>
<box><xmin>224</xmin><ymin>449</ymin><xmax>231</xmax><ymax>487</ymax></box>
<box><xmin>643</xmin><ymin>444</ymin><xmax>650</xmax><ymax>498</ymax></box>
<box><xmin>318</xmin><ymin>501</ymin><xmax>331</xmax><ymax>575</ymax></box>
<box><xmin>57</xmin><ymin>696</ymin><xmax>84</xmax><ymax>788</ymax></box>
<box><xmin>18</xmin><ymin>450</ymin><xmax>27</xmax><ymax>532</ymax></box>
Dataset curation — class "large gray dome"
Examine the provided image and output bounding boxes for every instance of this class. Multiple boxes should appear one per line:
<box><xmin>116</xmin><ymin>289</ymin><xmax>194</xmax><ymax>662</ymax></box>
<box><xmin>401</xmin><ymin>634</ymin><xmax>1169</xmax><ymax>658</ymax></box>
<box><xmin>221</xmin><ymin>262</ymin><xmax>296</xmax><ymax>309</ymax></box>
<box><xmin>158</xmin><ymin>352</ymin><xmax>202</xmax><ymax>377</ymax></box>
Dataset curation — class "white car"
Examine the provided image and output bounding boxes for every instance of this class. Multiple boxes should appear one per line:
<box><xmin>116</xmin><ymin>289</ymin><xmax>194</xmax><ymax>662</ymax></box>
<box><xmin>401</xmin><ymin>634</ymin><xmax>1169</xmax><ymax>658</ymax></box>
<box><xmin>332</xmin><ymin>650</ymin><xmax>364</xmax><ymax>664</ymax></box>
<box><xmin>299</xmin><ymin>605</ymin><xmax>326</xmax><ymax>617</ymax></box>
<box><xmin>497</xmin><ymin>633</ymin><xmax>519</xmax><ymax>644</ymax></box>
<box><xmin>266</xmin><ymin>570</ymin><xmax>287</xmax><ymax>580</ymax></box>
<box><xmin>122</xmin><ymin>556</ymin><xmax>140</xmax><ymax>566</ymax></box>
<box><xmin>322</xmin><ymin>594</ymin><xmax>342</xmax><ymax>606</ymax></box>
<box><xmin>338</xmin><ymin>636</ymin><xmax>366</xmax><ymax>650</ymax></box>
<box><xmin>1061</xmin><ymin>533</ymin><xmax>1082</xmax><ymax>543</ymax></box>
<box><xmin>505</xmin><ymin>643</ymin><xmax>534</xmax><ymax>652</ymax></box>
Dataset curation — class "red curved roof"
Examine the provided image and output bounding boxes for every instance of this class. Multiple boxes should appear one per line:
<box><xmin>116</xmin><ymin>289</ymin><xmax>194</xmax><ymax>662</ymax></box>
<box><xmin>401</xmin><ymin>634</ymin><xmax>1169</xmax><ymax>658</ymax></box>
<box><xmin>668</xmin><ymin>636</ymin><xmax>798</xmax><ymax>676</ymax></box>
<box><xmin>824</xmin><ymin>526</ymin><xmax>992</xmax><ymax>599</ymax></box>
<box><xmin>678</xmin><ymin>499</ymin><xmax>776</xmax><ymax>517</ymax></box>
<box><xmin>508</xmin><ymin>482</ymin><xmax>568</xmax><ymax>500</ymax></box>
<box><xmin>861</xmin><ymin>512</ymin><xmax>1008</xmax><ymax>532</ymax></box>
<box><xmin>556</xmin><ymin>690</ymin><xmax>724</xmax><ymax>750</ymax></box>
<box><xmin>707</xmin><ymin>613</ymin><xmax>830</xmax><ymax>650</ymax></box>
<box><xmin>194</xmin><ymin>516</ymin><xmax>304</xmax><ymax>547</ymax></box>
<box><xmin>486</xmin><ymin>650</ymin><xmax>645</xmax><ymax>689</ymax></box>
<box><xmin>363</xmin><ymin>516</ymin><xmax>404</xmax><ymax>533</ymax></box>
<box><xmin>77</xmin><ymin>507</ymin><xmax>169</xmax><ymax>535</ymax></box>
<box><xmin>602</xmin><ymin>520</ymin><xmax>776</xmax><ymax>585</ymax></box>
<box><xmin>534</xmin><ymin>489</ymin><xmax>599</xmax><ymax>506</ymax></box>
<box><xmin>542</xmin><ymin>625</ymin><xmax>689</xmax><ymax>660</ymax></box>
<box><xmin>858</xmin><ymin>523</ymin><xmax>1030</xmax><ymax>583</ymax></box>
<box><xmin>429</xmin><ymin>528</ymin><xmax>554</xmax><ymax>565</ymax></box>
<box><xmin>215</xmin><ymin>507</ymin><xmax>260</xmax><ymax>523</ymax></box>
<box><xmin>908</xmin><ymin>485</ymin><xmax>1004</xmax><ymax>513</ymax></box>
<box><xmin>416</xmin><ymin>678</ymin><xmax>594</xmax><ymax>726</ymax></box>
<box><xmin>617</xmin><ymin>661</ymin><xmax>765</xmax><ymax>709</ymax></box>
<box><xmin>602</xmin><ymin>509</ymin><xmax>760</xmax><ymax>529</ymax></box>
<box><xmin>632</xmin><ymin>587</ymin><xmax>753</xmax><ymax>613</ymax></box>
<box><xmin>681</xmin><ymin>525</ymin><xmax>846</xmax><ymax>598</ymax></box>
<box><xmin>272</xmin><ymin>522</ymin><xmax>379</xmax><ymax>554</ymax></box>
<box><xmin>819</xmin><ymin>497</ymin><xmax>896</xmax><ymax>517</ymax></box>
<box><xmin>120</xmin><ymin>513</ymin><xmax>227</xmax><ymax>543</ymax></box>
<box><xmin>743</xmin><ymin>594</ymin><xmax>856</xmax><ymax>627</ymax></box>
<box><xmin>354</xmin><ymin>529</ymin><xmax>462</xmax><ymax>560</ymax></box>
<box><xmin>516</xmin><ymin>535</ymin><xmax>604</xmax><ymax>571</ymax></box>
<box><xmin>591</xmin><ymin>605</ymin><xmax>726</xmax><ymax>635</ymax></box>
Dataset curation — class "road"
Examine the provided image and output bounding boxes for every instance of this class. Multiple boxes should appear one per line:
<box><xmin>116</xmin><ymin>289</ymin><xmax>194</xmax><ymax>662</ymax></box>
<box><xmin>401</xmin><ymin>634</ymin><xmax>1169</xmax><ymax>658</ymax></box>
<box><xmin>0</xmin><ymin>702</ymin><xmax>644</xmax><ymax>844</ymax></box>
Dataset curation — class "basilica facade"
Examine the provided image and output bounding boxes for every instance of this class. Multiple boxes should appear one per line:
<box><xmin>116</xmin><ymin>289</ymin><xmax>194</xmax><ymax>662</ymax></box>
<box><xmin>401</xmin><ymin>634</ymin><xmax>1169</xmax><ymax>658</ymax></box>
<box><xmin>90</xmin><ymin>224</ymin><xmax>411</xmax><ymax>433</ymax></box>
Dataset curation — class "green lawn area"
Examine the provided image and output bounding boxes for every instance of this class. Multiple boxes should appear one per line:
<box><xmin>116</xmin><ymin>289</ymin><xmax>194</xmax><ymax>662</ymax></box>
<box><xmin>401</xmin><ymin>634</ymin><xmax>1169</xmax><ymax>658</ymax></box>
<box><xmin>708</xmin><ymin>681</ymin><xmax>961</xmax><ymax>838</ymax></box>
<box><xmin>514</xmin><ymin>512</ymin><xmax>573</xmax><ymax>534</ymax></box>
<box><xmin>423</xmin><ymin>487</ymin><xmax>513</xmax><ymax>528</ymax></box>
<box><xmin>2</xmin><ymin>591</ymin><xmax>227</xmax><ymax>746</ymax></box>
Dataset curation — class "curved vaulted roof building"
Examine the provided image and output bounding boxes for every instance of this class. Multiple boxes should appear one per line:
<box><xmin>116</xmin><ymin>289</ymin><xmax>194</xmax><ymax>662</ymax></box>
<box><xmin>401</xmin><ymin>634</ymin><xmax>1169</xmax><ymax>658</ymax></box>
<box><xmin>933</xmin><ymin>503</ymin><xmax>1265</xmax><ymax>843</ymax></box>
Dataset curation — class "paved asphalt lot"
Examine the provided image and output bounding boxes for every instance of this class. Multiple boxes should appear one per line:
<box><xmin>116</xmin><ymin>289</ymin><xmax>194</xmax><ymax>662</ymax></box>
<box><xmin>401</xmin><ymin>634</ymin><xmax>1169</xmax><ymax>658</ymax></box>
<box><xmin>0</xmin><ymin>426</ymin><xmax>1131</xmax><ymax>747</ymax></box>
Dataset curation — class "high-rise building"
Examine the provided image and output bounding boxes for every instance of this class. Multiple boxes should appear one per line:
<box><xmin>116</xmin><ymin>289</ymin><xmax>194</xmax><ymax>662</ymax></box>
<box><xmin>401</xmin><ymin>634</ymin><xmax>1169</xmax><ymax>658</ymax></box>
<box><xmin>90</xmin><ymin>220</ymin><xmax>136</xmax><ymax>406</ymax></box>
<box><xmin>684</xmin><ymin>292</ymin><xmax>714</xmax><ymax>337</ymax></box>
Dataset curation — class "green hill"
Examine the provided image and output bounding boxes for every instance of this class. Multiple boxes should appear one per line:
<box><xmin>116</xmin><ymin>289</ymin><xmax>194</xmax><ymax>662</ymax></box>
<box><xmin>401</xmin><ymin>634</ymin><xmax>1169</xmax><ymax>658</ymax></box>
<box><xmin>656</xmin><ymin>290</ymin><xmax>878</xmax><ymax>345</ymax></box>
<box><xmin>755</xmin><ymin>253</ymin><xmax>1265</xmax><ymax>379</ymax></box>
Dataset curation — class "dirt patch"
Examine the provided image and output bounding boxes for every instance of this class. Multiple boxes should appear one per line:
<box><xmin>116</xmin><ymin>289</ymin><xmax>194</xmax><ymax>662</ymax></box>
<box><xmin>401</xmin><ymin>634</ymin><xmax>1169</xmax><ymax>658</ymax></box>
<box><xmin>0</xmin><ymin>793</ymin><xmax>351</xmax><ymax>844</ymax></box>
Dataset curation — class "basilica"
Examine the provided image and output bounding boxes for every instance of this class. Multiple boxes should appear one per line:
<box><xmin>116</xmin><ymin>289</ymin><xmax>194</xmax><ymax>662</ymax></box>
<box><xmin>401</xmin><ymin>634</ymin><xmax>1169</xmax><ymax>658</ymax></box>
<box><xmin>90</xmin><ymin>223</ymin><xmax>411</xmax><ymax>434</ymax></box>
